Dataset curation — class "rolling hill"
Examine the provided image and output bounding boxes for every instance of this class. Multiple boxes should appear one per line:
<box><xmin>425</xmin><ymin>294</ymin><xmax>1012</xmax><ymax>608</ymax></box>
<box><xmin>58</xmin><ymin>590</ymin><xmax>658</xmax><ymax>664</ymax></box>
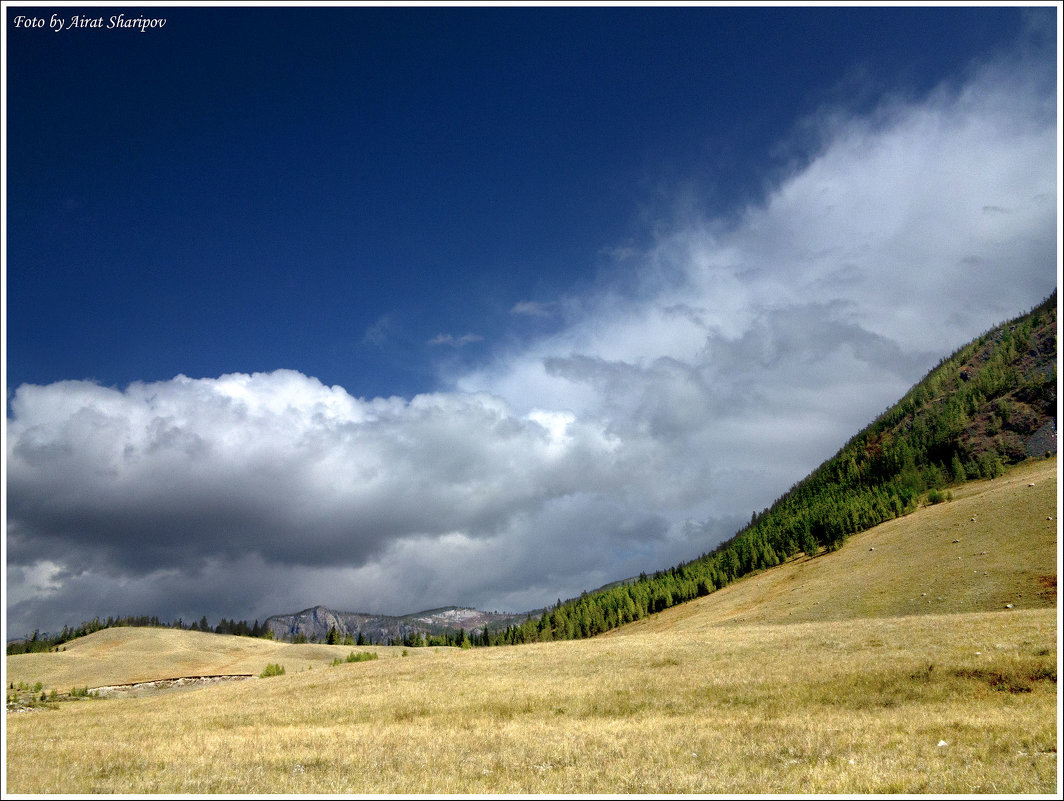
<box><xmin>5</xmin><ymin>624</ymin><xmax>432</xmax><ymax>694</ymax></box>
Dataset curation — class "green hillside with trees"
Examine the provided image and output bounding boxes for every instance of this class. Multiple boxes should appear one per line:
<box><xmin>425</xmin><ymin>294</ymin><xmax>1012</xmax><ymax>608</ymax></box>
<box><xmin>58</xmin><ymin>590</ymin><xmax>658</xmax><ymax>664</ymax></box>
<box><xmin>496</xmin><ymin>293</ymin><xmax>1056</xmax><ymax>645</ymax></box>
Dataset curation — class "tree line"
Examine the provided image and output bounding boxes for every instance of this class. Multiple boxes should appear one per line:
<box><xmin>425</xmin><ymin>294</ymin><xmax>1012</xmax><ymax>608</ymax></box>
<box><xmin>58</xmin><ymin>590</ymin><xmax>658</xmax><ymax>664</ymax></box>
<box><xmin>7</xmin><ymin>614</ymin><xmax>275</xmax><ymax>655</ymax></box>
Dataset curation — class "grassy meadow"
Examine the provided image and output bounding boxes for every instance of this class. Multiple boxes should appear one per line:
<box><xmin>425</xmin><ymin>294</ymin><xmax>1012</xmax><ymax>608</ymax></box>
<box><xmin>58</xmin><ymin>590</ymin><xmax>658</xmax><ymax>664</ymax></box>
<box><xmin>6</xmin><ymin>625</ymin><xmax>429</xmax><ymax>694</ymax></box>
<box><xmin>5</xmin><ymin>458</ymin><xmax>1059</xmax><ymax>794</ymax></box>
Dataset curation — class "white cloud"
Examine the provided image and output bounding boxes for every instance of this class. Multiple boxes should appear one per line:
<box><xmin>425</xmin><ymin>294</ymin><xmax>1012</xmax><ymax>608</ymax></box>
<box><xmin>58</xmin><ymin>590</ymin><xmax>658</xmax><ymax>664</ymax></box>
<box><xmin>6</xmin><ymin>51</ymin><xmax>1057</xmax><ymax>636</ymax></box>
<box><xmin>509</xmin><ymin>300</ymin><xmax>558</xmax><ymax>317</ymax></box>
<box><xmin>427</xmin><ymin>333</ymin><xmax>484</xmax><ymax>347</ymax></box>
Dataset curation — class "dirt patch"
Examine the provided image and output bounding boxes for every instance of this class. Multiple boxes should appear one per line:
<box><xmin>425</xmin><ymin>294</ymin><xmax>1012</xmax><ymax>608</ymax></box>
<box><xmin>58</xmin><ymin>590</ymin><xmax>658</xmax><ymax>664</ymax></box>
<box><xmin>91</xmin><ymin>674</ymin><xmax>255</xmax><ymax>698</ymax></box>
<box><xmin>1037</xmin><ymin>575</ymin><xmax>1056</xmax><ymax>604</ymax></box>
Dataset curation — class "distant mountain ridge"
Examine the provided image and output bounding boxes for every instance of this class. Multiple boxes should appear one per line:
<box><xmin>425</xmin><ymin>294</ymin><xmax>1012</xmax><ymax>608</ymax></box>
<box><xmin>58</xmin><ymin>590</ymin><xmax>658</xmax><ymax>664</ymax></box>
<box><xmin>264</xmin><ymin>604</ymin><xmax>536</xmax><ymax>644</ymax></box>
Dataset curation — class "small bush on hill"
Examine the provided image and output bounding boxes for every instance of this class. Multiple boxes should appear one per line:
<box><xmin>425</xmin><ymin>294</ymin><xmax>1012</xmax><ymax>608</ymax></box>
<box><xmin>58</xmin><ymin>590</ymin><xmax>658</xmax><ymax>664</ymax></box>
<box><xmin>346</xmin><ymin>651</ymin><xmax>378</xmax><ymax>663</ymax></box>
<box><xmin>259</xmin><ymin>663</ymin><xmax>286</xmax><ymax>678</ymax></box>
<box><xmin>927</xmin><ymin>488</ymin><xmax>952</xmax><ymax>504</ymax></box>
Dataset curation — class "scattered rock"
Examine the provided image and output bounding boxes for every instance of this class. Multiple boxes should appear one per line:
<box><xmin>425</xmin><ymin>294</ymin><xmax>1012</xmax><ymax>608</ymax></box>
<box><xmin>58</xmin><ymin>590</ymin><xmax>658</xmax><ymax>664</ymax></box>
<box><xmin>869</xmin><ymin>547</ymin><xmax>875</xmax><ymax>551</ymax></box>
<box><xmin>938</xmin><ymin>740</ymin><xmax>948</xmax><ymax>748</ymax></box>
<box><xmin>1028</xmin><ymin>482</ymin><xmax>1036</xmax><ymax>487</ymax></box>
<box><xmin>953</xmin><ymin>539</ymin><xmax>961</xmax><ymax>543</ymax></box>
<box><xmin>91</xmin><ymin>674</ymin><xmax>254</xmax><ymax>698</ymax></box>
<box><xmin>1005</xmin><ymin>604</ymin><xmax>1014</xmax><ymax>609</ymax></box>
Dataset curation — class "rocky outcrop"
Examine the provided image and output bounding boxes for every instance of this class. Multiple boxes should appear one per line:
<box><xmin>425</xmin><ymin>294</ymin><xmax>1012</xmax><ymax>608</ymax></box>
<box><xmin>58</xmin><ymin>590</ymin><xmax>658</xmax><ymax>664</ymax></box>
<box><xmin>264</xmin><ymin>605</ymin><xmax>534</xmax><ymax>644</ymax></box>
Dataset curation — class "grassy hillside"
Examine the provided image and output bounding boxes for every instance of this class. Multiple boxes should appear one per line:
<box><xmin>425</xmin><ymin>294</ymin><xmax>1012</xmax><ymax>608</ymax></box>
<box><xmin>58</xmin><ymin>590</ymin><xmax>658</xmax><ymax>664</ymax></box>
<box><xmin>6</xmin><ymin>626</ymin><xmax>433</xmax><ymax>693</ymax></box>
<box><xmin>612</xmin><ymin>456</ymin><xmax>1057</xmax><ymax>633</ymax></box>
<box><xmin>6</xmin><ymin>458</ymin><xmax>1057</xmax><ymax>794</ymax></box>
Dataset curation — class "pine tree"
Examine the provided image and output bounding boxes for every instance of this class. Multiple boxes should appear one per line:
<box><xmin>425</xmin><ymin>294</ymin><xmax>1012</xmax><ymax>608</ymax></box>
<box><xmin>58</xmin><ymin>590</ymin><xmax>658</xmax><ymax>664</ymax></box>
<box><xmin>951</xmin><ymin>453</ymin><xmax>967</xmax><ymax>483</ymax></box>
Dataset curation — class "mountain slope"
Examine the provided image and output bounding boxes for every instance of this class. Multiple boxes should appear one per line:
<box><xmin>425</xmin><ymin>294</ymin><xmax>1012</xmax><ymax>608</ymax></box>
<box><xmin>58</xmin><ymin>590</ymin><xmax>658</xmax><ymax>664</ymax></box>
<box><xmin>609</xmin><ymin>455</ymin><xmax>1056</xmax><ymax>635</ymax></box>
<box><xmin>506</xmin><ymin>293</ymin><xmax>1057</xmax><ymax>644</ymax></box>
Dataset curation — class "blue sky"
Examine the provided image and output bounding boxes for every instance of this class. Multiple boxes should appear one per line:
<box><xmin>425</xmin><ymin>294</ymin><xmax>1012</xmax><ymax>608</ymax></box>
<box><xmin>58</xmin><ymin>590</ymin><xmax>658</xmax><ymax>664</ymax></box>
<box><xmin>7</xmin><ymin>5</ymin><xmax>1044</xmax><ymax>397</ymax></box>
<box><xmin>5</xmin><ymin>3</ymin><xmax>1059</xmax><ymax>636</ymax></box>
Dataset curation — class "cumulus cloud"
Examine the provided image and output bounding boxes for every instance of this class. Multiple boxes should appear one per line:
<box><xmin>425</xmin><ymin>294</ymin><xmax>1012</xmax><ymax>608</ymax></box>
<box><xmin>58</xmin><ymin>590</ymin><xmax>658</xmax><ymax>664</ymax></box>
<box><xmin>5</xmin><ymin>371</ymin><xmax>642</xmax><ymax>630</ymax></box>
<box><xmin>6</xmin><ymin>50</ymin><xmax>1057</xmax><ymax>636</ymax></box>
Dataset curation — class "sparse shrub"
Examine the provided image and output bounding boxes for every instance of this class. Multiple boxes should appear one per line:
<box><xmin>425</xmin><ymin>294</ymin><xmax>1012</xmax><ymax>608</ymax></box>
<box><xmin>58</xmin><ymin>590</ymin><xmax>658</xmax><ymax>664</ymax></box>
<box><xmin>927</xmin><ymin>488</ymin><xmax>950</xmax><ymax>504</ymax></box>
<box><xmin>32</xmin><ymin>682</ymin><xmax>43</xmax><ymax>693</ymax></box>
<box><xmin>346</xmin><ymin>651</ymin><xmax>378</xmax><ymax>663</ymax></box>
<box><xmin>260</xmin><ymin>663</ymin><xmax>286</xmax><ymax>678</ymax></box>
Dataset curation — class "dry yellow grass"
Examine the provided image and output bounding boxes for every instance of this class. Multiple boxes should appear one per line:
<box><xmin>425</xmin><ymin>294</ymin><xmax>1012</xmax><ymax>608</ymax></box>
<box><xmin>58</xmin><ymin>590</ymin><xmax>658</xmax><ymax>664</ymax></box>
<box><xmin>5</xmin><ymin>610</ymin><xmax>1056</xmax><ymax>793</ymax></box>
<box><xmin>5</xmin><ymin>457</ymin><xmax>1059</xmax><ymax>794</ymax></box>
<box><xmin>6</xmin><ymin>625</ymin><xmax>431</xmax><ymax>693</ymax></box>
<box><xmin>613</xmin><ymin>456</ymin><xmax>1058</xmax><ymax>634</ymax></box>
